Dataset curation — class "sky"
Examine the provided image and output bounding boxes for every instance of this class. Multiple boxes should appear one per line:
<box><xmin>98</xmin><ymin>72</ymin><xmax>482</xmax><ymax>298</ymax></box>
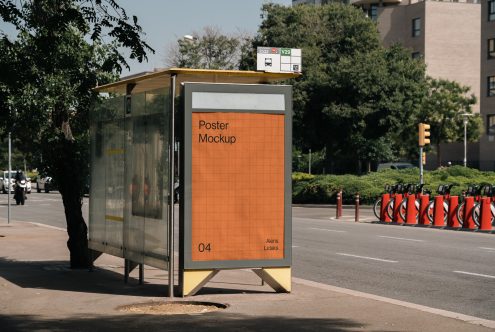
<box><xmin>117</xmin><ymin>0</ymin><xmax>293</xmax><ymax>75</ymax></box>
<box><xmin>0</xmin><ymin>0</ymin><xmax>293</xmax><ymax>75</ymax></box>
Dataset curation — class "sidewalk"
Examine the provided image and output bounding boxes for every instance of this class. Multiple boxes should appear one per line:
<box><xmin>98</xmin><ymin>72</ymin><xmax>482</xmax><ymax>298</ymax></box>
<box><xmin>0</xmin><ymin>221</ymin><xmax>493</xmax><ymax>332</ymax></box>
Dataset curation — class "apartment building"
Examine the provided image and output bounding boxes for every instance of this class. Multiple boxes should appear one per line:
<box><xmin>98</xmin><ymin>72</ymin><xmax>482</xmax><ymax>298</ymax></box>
<box><xmin>480</xmin><ymin>0</ymin><xmax>495</xmax><ymax>170</ymax></box>
<box><xmin>293</xmin><ymin>0</ymin><xmax>488</xmax><ymax>168</ymax></box>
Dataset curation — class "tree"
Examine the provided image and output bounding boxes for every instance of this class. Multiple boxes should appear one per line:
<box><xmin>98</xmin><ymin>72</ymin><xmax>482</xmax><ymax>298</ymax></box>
<box><xmin>241</xmin><ymin>4</ymin><xmax>428</xmax><ymax>173</ymax></box>
<box><xmin>419</xmin><ymin>78</ymin><xmax>481</xmax><ymax>167</ymax></box>
<box><xmin>0</xmin><ymin>0</ymin><xmax>153</xmax><ymax>268</ymax></box>
<box><xmin>165</xmin><ymin>26</ymin><xmax>247</xmax><ymax>70</ymax></box>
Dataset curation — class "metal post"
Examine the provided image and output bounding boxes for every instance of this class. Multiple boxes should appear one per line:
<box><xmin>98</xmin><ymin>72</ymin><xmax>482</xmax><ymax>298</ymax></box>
<box><xmin>7</xmin><ymin>132</ymin><xmax>11</xmax><ymax>224</ymax></box>
<box><xmin>139</xmin><ymin>263</ymin><xmax>144</xmax><ymax>285</ymax></box>
<box><xmin>419</xmin><ymin>146</ymin><xmax>423</xmax><ymax>185</ymax></box>
<box><xmin>308</xmin><ymin>149</ymin><xmax>312</xmax><ymax>175</ymax></box>
<box><xmin>463</xmin><ymin>118</ymin><xmax>467</xmax><ymax>167</ymax></box>
<box><xmin>355</xmin><ymin>193</ymin><xmax>360</xmax><ymax>222</ymax></box>
<box><xmin>168</xmin><ymin>74</ymin><xmax>176</xmax><ymax>298</ymax></box>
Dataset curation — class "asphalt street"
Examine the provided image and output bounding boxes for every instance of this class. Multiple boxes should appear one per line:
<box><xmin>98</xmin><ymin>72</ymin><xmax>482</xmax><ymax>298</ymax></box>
<box><xmin>292</xmin><ymin>206</ymin><xmax>495</xmax><ymax>321</ymax></box>
<box><xmin>1</xmin><ymin>193</ymin><xmax>494</xmax><ymax>321</ymax></box>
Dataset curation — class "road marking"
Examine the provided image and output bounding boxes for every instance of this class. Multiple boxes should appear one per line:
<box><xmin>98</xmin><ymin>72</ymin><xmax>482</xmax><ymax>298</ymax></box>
<box><xmin>378</xmin><ymin>235</ymin><xmax>424</xmax><ymax>242</ymax></box>
<box><xmin>453</xmin><ymin>271</ymin><xmax>495</xmax><ymax>279</ymax></box>
<box><xmin>336</xmin><ymin>252</ymin><xmax>398</xmax><ymax>263</ymax></box>
<box><xmin>479</xmin><ymin>247</ymin><xmax>495</xmax><ymax>251</ymax></box>
<box><xmin>28</xmin><ymin>222</ymin><xmax>65</xmax><ymax>231</ymax></box>
<box><xmin>309</xmin><ymin>227</ymin><xmax>347</xmax><ymax>233</ymax></box>
<box><xmin>328</xmin><ymin>217</ymin><xmax>373</xmax><ymax>222</ymax></box>
<box><xmin>292</xmin><ymin>277</ymin><xmax>495</xmax><ymax>329</ymax></box>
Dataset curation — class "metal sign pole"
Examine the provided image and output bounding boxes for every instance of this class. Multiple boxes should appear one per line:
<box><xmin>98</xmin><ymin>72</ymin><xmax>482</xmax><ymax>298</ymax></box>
<box><xmin>7</xmin><ymin>132</ymin><xmax>11</xmax><ymax>224</ymax></box>
<box><xmin>168</xmin><ymin>74</ymin><xmax>176</xmax><ymax>298</ymax></box>
<box><xmin>419</xmin><ymin>146</ymin><xmax>423</xmax><ymax>185</ymax></box>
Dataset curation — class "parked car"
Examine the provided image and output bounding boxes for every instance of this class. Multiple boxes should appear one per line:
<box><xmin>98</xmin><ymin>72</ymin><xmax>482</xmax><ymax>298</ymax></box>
<box><xmin>0</xmin><ymin>170</ymin><xmax>31</xmax><ymax>193</ymax></box>
<box><xmin>26</xmin><ymin>177</ymin><xmax>32</xmax><ymax>194</ymax></box>
<box><xmin>377</xmin><ymin>162</ymin><xmax>415</xmax><ymax>171</ymax></box>
<box><xmin>0</xmin><ymin>170</ymin><xmax>16</xmax><ymax>194</ymax></box>
<box><xmin>37</xmin><ymin>176</ymin><xmax>53</xmax><ymax>193</ymax></box>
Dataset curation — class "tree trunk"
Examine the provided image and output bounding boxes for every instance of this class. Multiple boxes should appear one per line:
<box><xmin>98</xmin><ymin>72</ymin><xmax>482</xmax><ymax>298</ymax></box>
<box><xmin>61</xmin><ymin>188</ymin><xmax>89</xmax><ymax>269</ymax></box>
<box><xmin>436</xmin><ymin>142</ymin><xmax>442</xmax><ymax>168</ymax></box>
<box><xmin>53</xmin><ymin>138</ymin><xmax>90</xmax><ymax>269</ymax></box>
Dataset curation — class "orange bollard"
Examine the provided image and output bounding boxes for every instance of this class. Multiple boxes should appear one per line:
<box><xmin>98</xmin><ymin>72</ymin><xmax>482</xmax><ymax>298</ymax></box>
<box><xmin>419</xmin><ymin>194</ymin><xmax>430</xmax><ymax>225</ymax></box>
<box><xmin>448</xmin><ymin>196</ymin><xmax>461</xmax><ymax>228</ymax></box>
<box><xmin>479</xmin><ymin>197</ymin><xmax>493</xmax><ymax>231</ymax></box>
<box><xmin>462</xmin><ymin>196</ymin><xmax>476</xmax><ymax>230</ymax></box>
<box><xmin>336</xmin><ymin>191</ymin><xmax>342</xmax><ymax>219</ymax></box>
<box><xmin>433</xmin><ymin>195</ymin><xmax>445</xmax><ymax>227</ymax></box>
<box><xmin>355</xmin><ymin>193</ymin><xmax>360</xmax><ymax>223</ymax></box>
<box><xmin>393</xmin><ymin>194</ymin><xmax>404</xmax><ymax>223</ymax></box>
<box><xmin>381</xmin><ymin>194</ymin><xmax>391</xmax><ymax>222</ymax></box>
<box><xmin>405</xmin><ymin>195</ymin><xmax>417</xmax><ymax>224</ymax></box>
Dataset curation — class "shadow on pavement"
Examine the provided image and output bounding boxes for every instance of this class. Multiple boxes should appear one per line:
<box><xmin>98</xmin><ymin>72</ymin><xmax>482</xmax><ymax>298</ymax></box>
<box><xmin>0</xmin><ymin>313</ymin><xmax>369</xmax><ymax>332</ymax></box>
<box><xmin>0</xmin><ymin>257</ymin><xmax>273</xmax><ymax>297</ymax></box>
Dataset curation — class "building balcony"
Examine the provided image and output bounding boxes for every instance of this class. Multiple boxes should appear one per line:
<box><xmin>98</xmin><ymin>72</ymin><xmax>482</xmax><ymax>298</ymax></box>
<box><xmin>349</xmin><ymin>0</ymin><xmax>401</xmax><ymax>5</ymax></box>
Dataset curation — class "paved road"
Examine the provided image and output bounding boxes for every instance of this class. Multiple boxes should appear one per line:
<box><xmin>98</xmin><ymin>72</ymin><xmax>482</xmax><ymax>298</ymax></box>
<box><xmin>292</xmin><ymin>206</ymin><xmax>495</xmax><ymax>321</ymax></box>
<box><xmin>1</xmin><ymin>194</ymin><xmax>494</xmax><ymax>320</ymax></box>
<box><xmin>0</xmin><ymin>192</ymin><xmax>89</xmax><ymax>228</ymax></box>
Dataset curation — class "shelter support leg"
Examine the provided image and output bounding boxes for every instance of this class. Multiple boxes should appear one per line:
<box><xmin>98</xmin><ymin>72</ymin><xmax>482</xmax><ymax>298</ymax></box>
<box><xmin>139</xmin><ymin>263</ymin><xmax>144</xmax><ymax>285</ymax></box>
<box><xmin>89</xmin><ymin>249</ymin><xmax>102</xmax><ymax>272</ymax></box>
<box><xmin>181</xmin><ymin>269</ymin><xmax>219</xmax><ymax>297</ymax></box>
<box><xmin>124</xmin><ymin>259</ymin><xmax>139</xmax><ymax>284</ymax></box>
<box><xmin>253</xmin><ymin>267</ymin><xmax>291</xmax><ymax>293</ymax></box>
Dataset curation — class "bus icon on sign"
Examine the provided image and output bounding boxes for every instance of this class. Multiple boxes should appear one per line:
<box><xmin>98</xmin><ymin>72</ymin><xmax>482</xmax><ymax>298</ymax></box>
<box><xmin>265</xmin><ymin>58</ymin><xmax>272</xmax><ymax>67</ymax></box>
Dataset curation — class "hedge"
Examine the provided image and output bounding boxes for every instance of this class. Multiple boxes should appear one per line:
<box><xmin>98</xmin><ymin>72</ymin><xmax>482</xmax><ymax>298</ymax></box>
<box><xmin>292</xmin><ymin>166</ymin><xmax>495</xmax><ymax>205</ymax></box>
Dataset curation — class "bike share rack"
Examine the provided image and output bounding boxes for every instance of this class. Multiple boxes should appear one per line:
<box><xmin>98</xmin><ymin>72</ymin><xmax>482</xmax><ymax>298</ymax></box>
<box><xmin>377</xmin><ymin>191</ymin><xmax>494</xmax><ymax>232</ymax></box>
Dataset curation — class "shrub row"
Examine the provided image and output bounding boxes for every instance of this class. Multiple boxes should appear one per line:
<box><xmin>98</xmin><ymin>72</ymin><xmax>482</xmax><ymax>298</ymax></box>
<box><xmin>292</xmin><ymin>166</ymin><xmax>495</xmax><ymax>205</ymax></box>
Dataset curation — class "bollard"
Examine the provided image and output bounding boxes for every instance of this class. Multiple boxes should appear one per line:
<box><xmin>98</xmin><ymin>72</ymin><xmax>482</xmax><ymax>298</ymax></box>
<box><xmin>419</xmin><ymin>194</ymin><xmax>430</xmax><ymax>225</ymax></box>
<box><xmin>479</xmin><ymin>198</ymin><xmax>493</xmax><ymax>231</ymax></box>
<box><xmin>393</xmin><ymin>194</ymin><xmax>404</xmax><ymax>223</ymax></box>
<box><xmin>355</xmin><ymin>193</ymin><xmax>360</xmax><ymax>222</ymax></box>
<box><xmin>381</xmin><ymin>193</ymin><xmax>391</xmax><ymax>222</ymax></box>
<box><xmin>432</xmin><ymin>195</ymin><xmax>445</xmax><ymax>227</ymax></box>
<box><xmin>462</xmin><ymin>196</ymin><xmax>476</xmax><ymax>230</ymax></box>
<box><xmin>447</xmin><ymin>196</ymin><xmax>460</xmax><ymax>228</ymax></box>
<box><xmin>405</xmin><ymin>195</ymin><xmax>418</xmax><ymax>225</ymax></box>
<box><xmin>336</xmin><ymin>190</ymin><xmax>342</xmax><ymax>219</ymax></box>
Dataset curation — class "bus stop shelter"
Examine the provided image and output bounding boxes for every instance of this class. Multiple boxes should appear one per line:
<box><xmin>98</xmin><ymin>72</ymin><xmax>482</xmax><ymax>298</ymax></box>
<box><xmin>90</xmin><ymin>68</ymin><xmax>298</xmax><ymax>296</ymax></box>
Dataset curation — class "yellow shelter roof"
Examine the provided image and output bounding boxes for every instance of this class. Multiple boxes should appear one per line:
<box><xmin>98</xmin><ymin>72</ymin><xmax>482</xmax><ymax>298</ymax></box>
<box><xmin>94</xmin><ymin>68</ymin><xmax>300</xmax><ymax>95</ymax></box>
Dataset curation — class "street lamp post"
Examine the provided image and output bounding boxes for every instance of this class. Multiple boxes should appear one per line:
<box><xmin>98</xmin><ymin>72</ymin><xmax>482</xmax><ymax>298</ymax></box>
<box><xmin>460</xmin><ymin>113</ymin><xmax>473</xmax><ymax>167</ymax></box>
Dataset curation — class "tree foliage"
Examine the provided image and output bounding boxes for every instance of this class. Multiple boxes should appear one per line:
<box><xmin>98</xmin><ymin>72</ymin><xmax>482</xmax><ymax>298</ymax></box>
<box><xmin>165</xmin><ymin>26</ymin><xmax>247</xmax><ymax>70</ymax></box>
<box><xmin>419</xmin><ymin>77</ymin><xmax>481</xmax><ymax>166</ymax></box>
<box><xmin>0</xmin><ymin>0</ymin><xmax>153</xmax><ymax>267</ymax></box>
<box><xmin>242</xmin><ymin>3</ymin><xmax>428</xmax><ymax>173</ymax></box>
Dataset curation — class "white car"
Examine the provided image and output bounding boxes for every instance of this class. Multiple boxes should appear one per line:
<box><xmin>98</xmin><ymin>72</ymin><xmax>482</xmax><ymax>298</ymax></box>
<box><xmin>26</xmin><ymin>178</ymin><xmax>32</xmax><ymax>194</ymax></box>
<box><xmin>1</xmin><ymin>171</ymin><xmax>16</xmax><ymax>194</ymax></box>
<box><xmin>1</xmin><ymin>171</ymin><xmax>32</xmax><ymax>194</ymax></box>
<box><xmin>37</xmin><ymin>176</ymin><xmax>53</xmax><ymax>193</ymax></box>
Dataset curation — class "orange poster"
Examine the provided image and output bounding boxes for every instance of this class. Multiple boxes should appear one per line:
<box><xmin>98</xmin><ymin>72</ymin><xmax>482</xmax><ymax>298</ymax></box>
<box><xmin>191</xmin><ymin>112</ymin><xmax>285</xmax><ymax>261</ymax></box>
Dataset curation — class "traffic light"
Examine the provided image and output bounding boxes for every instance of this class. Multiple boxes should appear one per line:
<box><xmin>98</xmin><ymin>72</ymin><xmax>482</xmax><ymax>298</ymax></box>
<box><xmin>419</xmin><ymin>123</ymin><xmax>431</xmax><ymax>146</ymax></box>
<box><xmin>422</xmin><ymin>152</ymin><xmax>426</xmax><ymax>165</ymax></box>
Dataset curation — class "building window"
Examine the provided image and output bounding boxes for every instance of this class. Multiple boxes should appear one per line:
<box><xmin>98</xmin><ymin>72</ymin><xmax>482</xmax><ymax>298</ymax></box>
<box><xmin>490</xmin><ymin>0</ymin><xmax>495</xmax><ymax>21</ymax></box>
<box><xmin>412</xmin><ymin>18</ymin><xmax>421</xmax><ymax>37</ymax></box>
<box><xmin>489</xmin><ymin>76</ymin><xmax>495</xmax><ymax>96</ymax></box>
<box><xmin>412</xmin><ymin>52</ymin><xmax>422</xmax><ymax>59</ymax></box>
<box><xmin>489</xmin><ymin>39</ymin><xmax>495</xmax><ymax>59</ymax></box>
<box><xmin>369</xmin><ymin>4</ymin><xmax>378</xmax><ymax>21</ymax></box>
<box><xmin>487</xmin><ymin>115</ymin><xmax>495</xmax><ymax>136</ymax></box>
